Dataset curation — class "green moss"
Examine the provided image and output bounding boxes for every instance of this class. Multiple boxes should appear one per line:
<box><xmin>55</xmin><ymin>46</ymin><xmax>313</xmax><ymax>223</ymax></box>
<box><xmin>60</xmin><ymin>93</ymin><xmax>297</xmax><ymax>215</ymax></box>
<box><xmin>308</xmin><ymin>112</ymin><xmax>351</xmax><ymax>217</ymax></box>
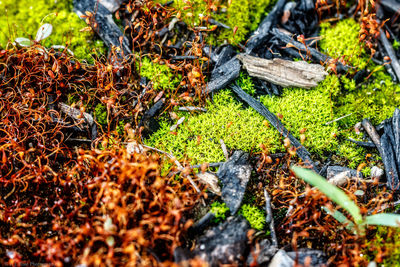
<box><xmin>239</xmin><ymin>204</ymin><xmax>265</xmax><ymax>230</ymax></box>
<box><xmin>165</xmin><ymin>0</ymin><xmax>274</xmax><ymax>45</ymax></box>
<box><xmin>146</xmin><ymin>89</ymin><xmax>280</xmax><ymax>164</ymax></box>
<box><xmin>363</xmin><ymin>226</ymin><xmax>400</xmax><ymax>265</ymax></box>
<box><xmin>95</xmin><ymin>103</ymin><xmax>107</xmax><ymax>126</ymax></box>
<box><xmin>237</xmin><ymin>72</ymin><xmax>256</xmax><ymax>96</ymax></box>
<box><xmin>319</xmin><ymin>18</ymin><xmax>400</xmax><ymax>166</ymax></box>
<box><xmin>210</xmin><ymin>201</ymin><xmax>229</xmax><ymax>223</ymax></box>
<box><xmin>139</xmin><ymin>57</ymin><xmax>181</xmax><ymax>91</ymax></box>
<box><xmin>260</xmin><ymin>75</ymin><xmax>341</xmax><ymax>154</ymax></box>
<box><xmin>336</xmin><ymin>72</ymin><xmax>400</xmax><ymax>126</ymax></box>
<box><xmin>320</xmin><ymin>19</ymin><xmax>368</xmax><ymax>70</ymax></box>
<box><xmin>0</xmin><ymin>0</ymin><xmax>105</xmax><ymax>62</ymax></box>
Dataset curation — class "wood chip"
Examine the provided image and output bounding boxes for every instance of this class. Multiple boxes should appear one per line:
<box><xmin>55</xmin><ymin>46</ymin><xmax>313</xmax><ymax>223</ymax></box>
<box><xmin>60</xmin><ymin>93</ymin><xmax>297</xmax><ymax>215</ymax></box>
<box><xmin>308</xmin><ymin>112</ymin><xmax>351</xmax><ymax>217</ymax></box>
<box><xmin>58</xmin><ymin>102</ymin><xmax>94</xmax><ymax>126</ymax></box>
<box><xmin>237</xmin><ymin>54</ymin><xmax>328</xmax><ymax>89</ymax></box>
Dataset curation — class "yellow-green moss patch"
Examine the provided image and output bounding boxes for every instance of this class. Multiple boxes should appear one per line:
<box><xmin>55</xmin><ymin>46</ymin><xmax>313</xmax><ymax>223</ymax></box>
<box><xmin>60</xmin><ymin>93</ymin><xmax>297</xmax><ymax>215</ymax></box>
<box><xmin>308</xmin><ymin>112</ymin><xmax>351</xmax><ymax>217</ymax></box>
<box><xmin>0</xmin><ymin>0</ymin><xmax>105</xmax><ymax>61</ymax></box>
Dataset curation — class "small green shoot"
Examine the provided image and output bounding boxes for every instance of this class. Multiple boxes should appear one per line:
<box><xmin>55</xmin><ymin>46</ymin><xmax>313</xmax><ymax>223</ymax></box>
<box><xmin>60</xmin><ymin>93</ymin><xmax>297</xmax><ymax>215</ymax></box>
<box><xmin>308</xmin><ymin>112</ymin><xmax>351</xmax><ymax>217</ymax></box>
<box><xmin>292</xmin><ymin>166</ymin><xmax>400</xmax><ymax>234</ymax></box>
<box><xmin>210</xmin><ymin>201</ymin><xmax>230</xmax><ymax>223</ymax></box>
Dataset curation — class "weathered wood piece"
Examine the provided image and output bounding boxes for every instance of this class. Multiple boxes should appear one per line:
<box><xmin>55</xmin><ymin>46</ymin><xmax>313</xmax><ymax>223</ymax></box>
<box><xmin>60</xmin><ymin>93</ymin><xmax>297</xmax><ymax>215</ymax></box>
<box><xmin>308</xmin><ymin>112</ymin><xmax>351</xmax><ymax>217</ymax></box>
<box><xmin>73</xmin><ymin>0</ymin><xmax>131</xmax><ymax>56</ymax></box>
<box><xmin>237</xmin><ymin>54</ymin><xmax>328</xmax><ymax>89</ymax></box>
<box><xmin>230</xmin><ymin>83</ymin><xmax>317</xmax><ymax>171</ymax></box>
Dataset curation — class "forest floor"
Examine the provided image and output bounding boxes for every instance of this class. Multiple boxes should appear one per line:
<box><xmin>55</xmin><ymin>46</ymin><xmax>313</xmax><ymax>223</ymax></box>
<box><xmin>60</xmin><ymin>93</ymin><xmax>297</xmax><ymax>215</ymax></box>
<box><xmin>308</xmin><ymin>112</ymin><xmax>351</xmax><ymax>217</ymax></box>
<box><xmin>1</xmin><ymin>0</ymin><xmax>400</xmax><ymax>266</ymax></box>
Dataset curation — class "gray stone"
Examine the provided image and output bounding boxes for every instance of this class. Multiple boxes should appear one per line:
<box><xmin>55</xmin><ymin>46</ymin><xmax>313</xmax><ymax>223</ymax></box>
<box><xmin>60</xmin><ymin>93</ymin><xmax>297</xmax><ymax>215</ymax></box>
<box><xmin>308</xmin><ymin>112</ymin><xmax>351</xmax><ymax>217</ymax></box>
<box><xmin>246</xmin><ymin>239</ymin><xmax>277</xmax><ymax>266</ymax></box>
<box><xmin>193</xmin><ymin>216</ymin><xmax>250</xmax><ymax>266</ymax></box>
<box><xmin>371</xmin><ymin>166</ymin><xmax>384</xmax><ymax>179</ymax></box>
<box><xmin>326</xmin><ymin>166</ymin><xmax>362</xmax><ymax>180</ymax></box>
<box><xmin>217</xmin><ymin>151</ymin><xmax>252</xmax><ymax>214</ymax></box>
<box><xmin>99</xmin><ymin>0</ymin><xmax>121</xmax><ymax>13</ymax></box>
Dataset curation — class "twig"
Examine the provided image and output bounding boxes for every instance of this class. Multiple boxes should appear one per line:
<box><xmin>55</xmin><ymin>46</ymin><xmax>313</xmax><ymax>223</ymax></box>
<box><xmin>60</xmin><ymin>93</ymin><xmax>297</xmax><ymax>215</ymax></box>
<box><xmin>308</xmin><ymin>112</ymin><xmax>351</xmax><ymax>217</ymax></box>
<box><xmin>178</xmin><ymin>106</ymin><xmax>207</xmax><ymax>112</ymax></box>
<box><xmin>325</xmin><ymin>113</ymin><xmax>353</xmax><ymax>125</ymax></box>
<box><xmin>220</xmin><ymin>139</ymin><xmax>229</xmax><ymax>160</ymax></box>
<box><xmin>246</xmin><ymin>0</ymin><xmax>287</xmax><ymax>53</ymax></box>
<box><xmin>347</xmin><ymin>138</ymin><xmax>376</xmax><ymax>148</ymax></box>
<box><xmin>190</xmin><ymin>162</ymin><xmax>224</xmax><ymax>169</ymax></box>
<box><xmin>379</xmin><ymin>28</ymin><xmax>400</xmax><ymax>81</ymax></box>
<box><xmin>264</xmin><ymin>189</ymin><xmax>278</xmax><ymax>247</ymax></box>
<box><xmin>141</xmin><ymin>144</ymin><xmax>201</xmax><ymax>193</ymax></box>
<box><xmin>362</xmin><ymin>119</ymin><xmax>382</xmax><ymax>150</ymax></box>
<box><xmin>230</xmin><ymin>83</ymin><xmax>318</xmax><ymax>171</ymax></box>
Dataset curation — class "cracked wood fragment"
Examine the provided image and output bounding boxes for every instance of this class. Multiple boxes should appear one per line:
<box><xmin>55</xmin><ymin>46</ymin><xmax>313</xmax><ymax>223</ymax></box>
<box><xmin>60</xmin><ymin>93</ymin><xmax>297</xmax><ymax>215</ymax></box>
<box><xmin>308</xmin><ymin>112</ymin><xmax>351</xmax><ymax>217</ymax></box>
<box><xmin>237</xmin><ymin>54</ymin><xmax>328</xmax><ymax>89</ymax></box>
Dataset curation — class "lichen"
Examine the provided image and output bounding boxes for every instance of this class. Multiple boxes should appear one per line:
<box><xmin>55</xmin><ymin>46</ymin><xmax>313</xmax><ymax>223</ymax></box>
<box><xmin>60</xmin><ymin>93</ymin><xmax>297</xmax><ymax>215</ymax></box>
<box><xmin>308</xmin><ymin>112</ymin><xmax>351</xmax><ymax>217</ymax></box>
<box><xmin>0</xmin><ymin>0</ymin><xmax>105</xmax><ymax>62</ymax></box>
<box><xmin>239</xmin><ymin>204</ymin><xmax>265</xmax><ymax>230</ymax></box>
<box><xmin>139</xmin><ymin>57</ymin><xmax>181</xmax><ymax>91</ymax></box>
<box><xmin>210</xmin><ymin>201</ymin><xmax>230</xmax><ymax>223</ymax></box>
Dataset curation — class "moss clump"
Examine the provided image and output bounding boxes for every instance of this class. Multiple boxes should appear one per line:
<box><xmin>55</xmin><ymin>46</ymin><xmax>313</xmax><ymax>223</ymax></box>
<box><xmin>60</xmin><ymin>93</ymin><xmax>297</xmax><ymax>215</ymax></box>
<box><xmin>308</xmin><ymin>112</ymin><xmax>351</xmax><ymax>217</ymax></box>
<box><xmin>363</xmin><ymin>226</ymin><xmax>400</xmax><ymax>265</ymax></box>
<box><xmin>210</xmin><ymin>201</ymin><xmax>230</xmax><ymax>223</ymax></box>
<box><xmin>0</xmin><ymin>0</ymin><xmax>105</xmax><ymax>61</ymax></box>
<box><xmin>239</xmin><ymin>204</ymin><xmax>265</xmax><ymax>230</ymax></box>
<box><xmin>95</xmin><ymin>103</ymin><xmax>107</xmax><ymax>126</ymax></box>
<box><xmin>139</xmin><ymin>57</ymin><xmax>181</xmax><ymax>91</ymax></box>
<box><xmin>146</xmin><ymin>89</ymin><xmax>280</xmax><ymax>164</ymax></box>
<box><xmin>168</xmin><ymin>0</ymin><xmax>274</xmax><ymax>45</ymax></box>
<box><xmin>336</xmin><ymin>72</ymin><xmax>400</xmax><ymax>126</ymax></box>
<box><xmin>318</xmin><ymin>19</ymin><xmax>400</xmax><ymax>165</ymax></box>
<box><xmin>261</xmin><ymin>75</ymin><xmax>341</xmax><ymax>154</ymax></box>
<box><xmin>320</xmin><ymin>18</ymin><xmax>400</xmax><ymax>126</ymax></box>
<box><xmin>238</xmin><ymin>72</ymin><xmax>256</xmax><ymax>96</ymax></box>
<box><xmin>320</xmin><ymin>19</ymin><xmax>367</xmax><ymax>70</ymax></box>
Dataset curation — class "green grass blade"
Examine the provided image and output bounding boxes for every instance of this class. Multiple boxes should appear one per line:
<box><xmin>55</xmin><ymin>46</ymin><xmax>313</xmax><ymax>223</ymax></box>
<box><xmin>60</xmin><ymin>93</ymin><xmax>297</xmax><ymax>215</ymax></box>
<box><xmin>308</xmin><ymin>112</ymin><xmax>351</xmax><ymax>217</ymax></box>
<box><xmin>291</xmin><ymin>166</ymin><xmax>363</xmax><ymax>224</ymax></box>
<box><xmin>322</xmin><ymin>206</ymin><xmax>355</xmax><ymax>231</ymax></box>
<box><xmin>364</xmin><ymin>214</ymin><xmax>400</xmax><ymax>227</ymax></box>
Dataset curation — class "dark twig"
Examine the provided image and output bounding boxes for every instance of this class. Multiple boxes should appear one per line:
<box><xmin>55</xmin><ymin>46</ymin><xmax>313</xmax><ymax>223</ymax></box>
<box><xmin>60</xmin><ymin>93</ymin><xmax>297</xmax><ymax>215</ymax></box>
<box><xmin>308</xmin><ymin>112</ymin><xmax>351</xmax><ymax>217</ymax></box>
<box><xmin>230</xmin><ymin>83</ymin><xmax>318</xmax><ymax>171</ymax></box>
<box><xmin>208</xmin><ymin>18</ymin><xmax>231</xmax><ymax>29</ymax></box>
<box><xmin>379</xmin><ymin>28</ymin><xmax>400</xmax><ymax>81</ymax></box>
<box><xmin>347</xmin><ymin>138</ymin><xmax>376</xmax><ymax>148</ymax></box>
<box><xmin>246</xmin><ymin>0</ymin><xmax>287</xmax><ymax>53</ymax></box>
<box><xmin>362</xmin><ymin>119</ymin><xmax>382</xmax><ymax>150</ymax></box>
<box><xmin>270</xmin><ymin>28</ymin><xmax>349</xmax><ymax>73</ymax></box>
<box><xmin>170</xmin><ymin>55</ymin><xmax>198</xmax><ymax>60</ymax></box>
<box><xmin>264</xmin><ymin>189</ymin><xmax>278</xmax><ymax>247</ymax></box>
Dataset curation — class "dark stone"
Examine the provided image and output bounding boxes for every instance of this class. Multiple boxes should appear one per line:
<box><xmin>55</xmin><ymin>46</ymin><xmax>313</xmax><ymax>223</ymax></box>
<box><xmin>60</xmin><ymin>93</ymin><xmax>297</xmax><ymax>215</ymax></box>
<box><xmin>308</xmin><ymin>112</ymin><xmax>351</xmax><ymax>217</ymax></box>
<box><xmin>217</xmin><ymin>151</ymin><xmax>252</xmax><ymax>214</ymax></box>
<box><xmin>269</xmin><ymin>249</ymin><xmax>327</xmax><ymax>267</ymax></box>
<box><xmin>287</xmin><ymin>249</ymin><xmax>327</xmax><ymax>266</ymax></box>
<box><xmin>211</xmin><ymin>45</ymin><xmax>237</xmax><ymax>71</ymax></box>
<box><xmin>246</xmin><ymin>239</ymin><xmax>277</xmax><ymax>266</ymax></box>
<box><xmin>193</xmin><ymin>216</ymin><xmax>250</xmax><ymax>266</ymax></box>
<box><xmin>205</xmin><ymin>57</ymin><xmax>241</xmax><ymax>94</ymax></box>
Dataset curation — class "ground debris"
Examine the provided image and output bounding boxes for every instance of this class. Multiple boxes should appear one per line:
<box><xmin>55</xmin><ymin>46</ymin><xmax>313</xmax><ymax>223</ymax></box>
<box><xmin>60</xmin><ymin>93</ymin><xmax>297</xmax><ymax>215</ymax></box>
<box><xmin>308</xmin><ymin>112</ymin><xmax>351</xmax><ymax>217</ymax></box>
<box><xmin>362</xmin><ymin>109</ymin><xmax>400</xmax><ymax>191</ymax></box>
<box><xmin>192</xmin><ymin>216</ymin><xmax>250</xmax><ymax>266</ymax></box>
<box><xmin>238</xmin><ymin>54</ymin><xmax>328</xmax><ymax>88</ymax></box>
<box><xmin>217</xmin><ymin>151</ymin><xmax>252</xmax><ymax>214</ymax></box>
